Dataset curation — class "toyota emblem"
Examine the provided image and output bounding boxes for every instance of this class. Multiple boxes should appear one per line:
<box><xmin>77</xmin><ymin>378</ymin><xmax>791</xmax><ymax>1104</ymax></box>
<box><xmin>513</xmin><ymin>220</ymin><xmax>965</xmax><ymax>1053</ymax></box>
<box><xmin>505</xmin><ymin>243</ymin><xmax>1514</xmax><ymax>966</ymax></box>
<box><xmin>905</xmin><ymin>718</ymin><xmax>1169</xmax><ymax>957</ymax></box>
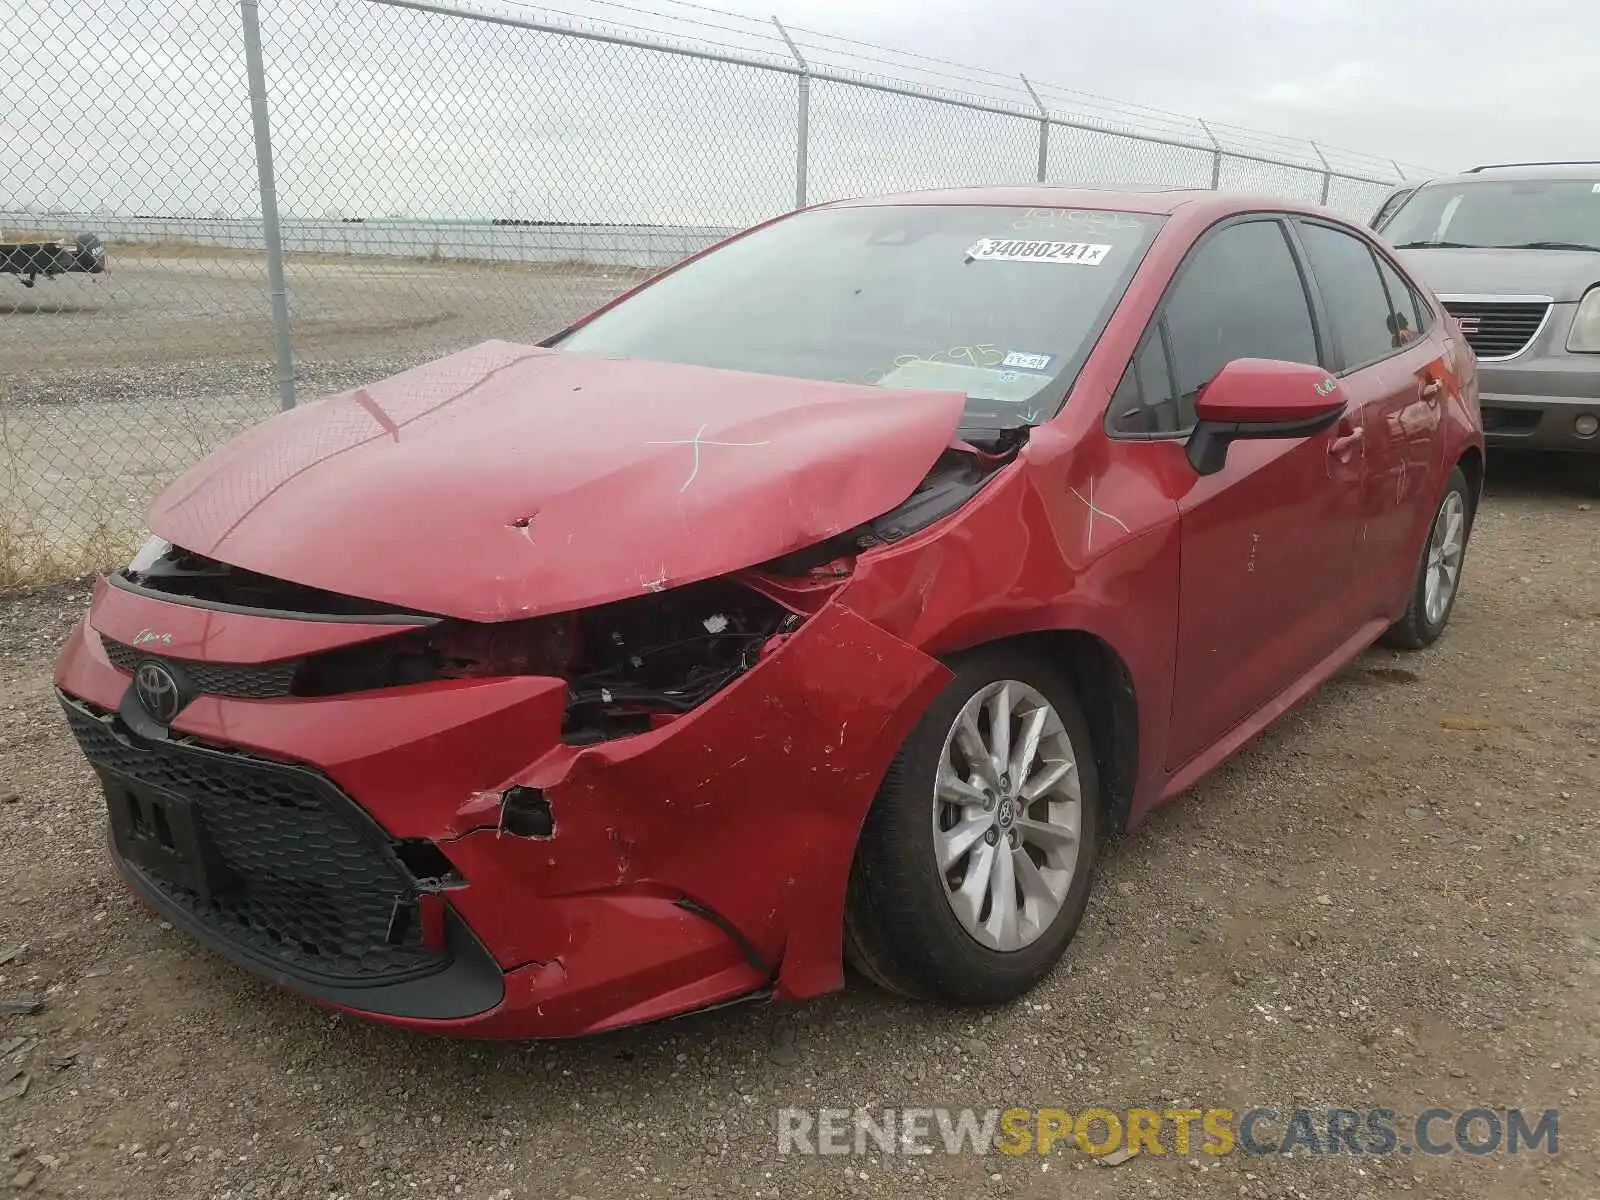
<box><xmin>133</xmin><ymin>660</ymin><xmax>184</xmax><ymax>724</ymax></box>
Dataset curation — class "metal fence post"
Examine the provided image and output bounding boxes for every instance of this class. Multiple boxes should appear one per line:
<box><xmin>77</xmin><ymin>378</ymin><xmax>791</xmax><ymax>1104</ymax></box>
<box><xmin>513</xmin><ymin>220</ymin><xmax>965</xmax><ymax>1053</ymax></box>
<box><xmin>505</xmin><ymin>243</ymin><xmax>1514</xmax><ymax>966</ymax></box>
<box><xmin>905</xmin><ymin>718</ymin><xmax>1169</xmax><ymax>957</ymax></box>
<box><xmin>240</xmin><ymin>0</ymin><xmax>296</xmax><ymax>409</ymax></box>
<box><xmin>1309</xmin><ymin>140</ymin><xmax>1332</xmax><ymax>205</ymax></box>
<box><xmin>1020</xmin><ymin>75</ymin><xmax>1049</xmax><ymax>183</ymax></box>
<box><xmin>772</xmin><ymin>17</ymin><xmax>809</xmax><ymax>210</ymax></box>
<box><xmin>1197</xmin><ymin>119</ymin><xmax>1222</xmax><ymax>190</ymax></box>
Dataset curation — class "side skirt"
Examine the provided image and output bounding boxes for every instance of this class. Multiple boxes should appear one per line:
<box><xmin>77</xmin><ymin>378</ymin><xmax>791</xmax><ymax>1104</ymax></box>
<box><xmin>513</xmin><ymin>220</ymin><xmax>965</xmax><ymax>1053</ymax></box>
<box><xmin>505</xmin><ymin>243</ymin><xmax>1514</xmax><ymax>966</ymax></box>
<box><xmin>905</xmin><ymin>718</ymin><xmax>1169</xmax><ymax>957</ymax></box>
<box><xmin>1156</xmin><ymin>616</ymin><xmax>1391</xmax><ymax>805</ymax></box>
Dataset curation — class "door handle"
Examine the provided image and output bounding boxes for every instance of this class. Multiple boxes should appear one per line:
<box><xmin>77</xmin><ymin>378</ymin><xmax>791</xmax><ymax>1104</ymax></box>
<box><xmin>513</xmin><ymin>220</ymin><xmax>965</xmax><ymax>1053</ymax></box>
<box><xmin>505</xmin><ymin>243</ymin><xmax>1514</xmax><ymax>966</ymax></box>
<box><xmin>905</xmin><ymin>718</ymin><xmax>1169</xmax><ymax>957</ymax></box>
<box><xmin>1329</xmin><ymin>424</ymin><xmax>1364</xmax><ymax>460</ymax></box>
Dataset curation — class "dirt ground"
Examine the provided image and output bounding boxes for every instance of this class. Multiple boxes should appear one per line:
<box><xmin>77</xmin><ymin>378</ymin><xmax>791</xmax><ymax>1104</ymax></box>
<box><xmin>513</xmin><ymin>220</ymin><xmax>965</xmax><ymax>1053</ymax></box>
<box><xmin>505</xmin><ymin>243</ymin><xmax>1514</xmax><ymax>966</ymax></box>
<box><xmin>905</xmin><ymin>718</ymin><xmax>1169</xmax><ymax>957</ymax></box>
<box><xmin>0</xmin><ymin>453</ymin><xmax>1596</xmax><ymax>1199</ymax></box>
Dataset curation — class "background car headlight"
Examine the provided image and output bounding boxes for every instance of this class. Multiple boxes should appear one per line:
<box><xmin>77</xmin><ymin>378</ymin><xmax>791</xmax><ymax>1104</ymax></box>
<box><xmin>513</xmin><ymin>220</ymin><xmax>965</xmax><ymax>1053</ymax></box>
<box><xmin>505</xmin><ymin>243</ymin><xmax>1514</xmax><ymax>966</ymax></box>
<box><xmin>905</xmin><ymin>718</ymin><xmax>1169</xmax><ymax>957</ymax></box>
<box><xmin>1567</xmin><ymin>288</ymin><xmax>1600</xmax><ymax>352</ymax></box>
<box><xmin>126</xmin><ymin>535</ymin><xmax>173</xmax><ymax>574</ymax></box>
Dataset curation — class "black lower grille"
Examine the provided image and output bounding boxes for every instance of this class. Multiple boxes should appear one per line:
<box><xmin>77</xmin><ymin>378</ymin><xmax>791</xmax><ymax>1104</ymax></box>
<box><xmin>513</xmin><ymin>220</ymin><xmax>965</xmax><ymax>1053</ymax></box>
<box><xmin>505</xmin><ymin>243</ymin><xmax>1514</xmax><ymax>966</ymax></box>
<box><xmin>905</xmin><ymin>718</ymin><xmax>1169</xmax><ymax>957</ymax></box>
<box><xmin>1481</xmin><ymin>406</ymin><xmax>1542</xmax><ymax>434</ymax></box>
<box><xmin>61</xmin><ymin>695</ymin><xmax>448</xmax><ymax>987</ymax></box>
<box><xmin>1442</xmin><ymin>300</ymin><xmax>1549</xmax><ymax>360</ymax></box>
<box><xmin>100</xmin><ymin>637</ymin><xmax>298</xmax><ymax>699</ymax></box>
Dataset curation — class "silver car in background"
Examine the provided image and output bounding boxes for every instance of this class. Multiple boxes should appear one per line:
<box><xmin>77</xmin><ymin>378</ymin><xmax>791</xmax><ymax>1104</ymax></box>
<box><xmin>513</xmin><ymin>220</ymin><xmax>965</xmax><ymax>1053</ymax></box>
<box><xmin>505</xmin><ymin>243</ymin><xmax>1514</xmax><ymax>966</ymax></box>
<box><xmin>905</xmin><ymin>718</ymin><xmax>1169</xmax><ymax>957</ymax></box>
<box><xmin>1370</xmin><ymin>161</ymin><xmax>1600</xmax><ymax>479</ymax></box>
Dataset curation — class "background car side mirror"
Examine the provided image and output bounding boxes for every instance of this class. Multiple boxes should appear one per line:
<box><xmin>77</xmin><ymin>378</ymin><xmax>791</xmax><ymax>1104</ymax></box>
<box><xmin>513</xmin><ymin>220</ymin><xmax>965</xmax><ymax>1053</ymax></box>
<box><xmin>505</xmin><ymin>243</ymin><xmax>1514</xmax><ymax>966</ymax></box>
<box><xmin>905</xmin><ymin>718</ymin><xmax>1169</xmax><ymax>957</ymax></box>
<box><xmin>1186</xmin><ymin>358</ymin><xmax>1348</xmax><ymax>476</ymax></box>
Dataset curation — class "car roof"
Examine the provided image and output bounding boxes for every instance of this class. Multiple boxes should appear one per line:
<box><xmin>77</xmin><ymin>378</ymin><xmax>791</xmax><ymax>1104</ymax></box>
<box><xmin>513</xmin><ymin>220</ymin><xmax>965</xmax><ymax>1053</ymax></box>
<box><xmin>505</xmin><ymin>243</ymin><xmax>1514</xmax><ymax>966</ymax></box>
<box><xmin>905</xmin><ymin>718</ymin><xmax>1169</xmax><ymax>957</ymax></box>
<box><xmin>823</xmin><ymin>184</ymin><xmax>1352</xmax><ymax>221</ymax></box>
<box><xmin>1418</xmin><ymin>162</ymin><xmax>1600</xmax><ymax>185</ymax></box>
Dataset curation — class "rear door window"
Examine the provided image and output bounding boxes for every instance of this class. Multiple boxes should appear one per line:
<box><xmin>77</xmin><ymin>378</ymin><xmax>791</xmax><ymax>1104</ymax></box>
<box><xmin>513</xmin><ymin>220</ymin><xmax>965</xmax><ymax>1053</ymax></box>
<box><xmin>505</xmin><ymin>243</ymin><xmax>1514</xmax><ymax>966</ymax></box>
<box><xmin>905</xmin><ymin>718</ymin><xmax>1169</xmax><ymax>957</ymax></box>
<box><xmin>1373</xmin><ymin>253</ymin><xmax>1432</xmax><ymax>348</ymax></box>
<box><xmin>1296</xmin><ymin>222</ymin><xmax>1401</xmax><ymax>370</ymax></box>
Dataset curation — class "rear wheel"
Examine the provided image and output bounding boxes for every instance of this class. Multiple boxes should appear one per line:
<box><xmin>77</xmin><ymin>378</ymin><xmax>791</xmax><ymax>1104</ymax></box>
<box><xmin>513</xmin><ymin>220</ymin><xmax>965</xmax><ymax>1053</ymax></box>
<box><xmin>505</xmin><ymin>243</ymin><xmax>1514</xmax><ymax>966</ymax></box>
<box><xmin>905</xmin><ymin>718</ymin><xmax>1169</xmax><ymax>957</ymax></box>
<box><xmin>1380</xmin><ymin>466</ymin><xmax>1472</xmax><ymax>650</ymax></box>
<box><xmin>74</xmin><ymin>232</ymin><xmax>106</xmax><ymax>274</ymax></box>
<box><xmin>844</xmin><ymin>649</ymin><xmax>1100</xmax><ymax>1004</ymax></box>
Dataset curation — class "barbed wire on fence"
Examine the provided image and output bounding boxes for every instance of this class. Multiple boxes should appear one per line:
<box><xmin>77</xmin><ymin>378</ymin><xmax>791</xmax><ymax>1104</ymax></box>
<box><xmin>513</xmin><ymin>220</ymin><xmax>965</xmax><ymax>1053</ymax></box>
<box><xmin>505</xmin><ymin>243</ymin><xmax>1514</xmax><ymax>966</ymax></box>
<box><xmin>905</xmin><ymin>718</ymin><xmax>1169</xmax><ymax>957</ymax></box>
<box><xmin>421</xmin><ymin>0</ymin><xmax>1439</xmax><ymax>180</ymax></box>
<box><xmin>1</xmin><ymin>0</ymin><xmax>1434</xmax><ymax>585</ymax></box>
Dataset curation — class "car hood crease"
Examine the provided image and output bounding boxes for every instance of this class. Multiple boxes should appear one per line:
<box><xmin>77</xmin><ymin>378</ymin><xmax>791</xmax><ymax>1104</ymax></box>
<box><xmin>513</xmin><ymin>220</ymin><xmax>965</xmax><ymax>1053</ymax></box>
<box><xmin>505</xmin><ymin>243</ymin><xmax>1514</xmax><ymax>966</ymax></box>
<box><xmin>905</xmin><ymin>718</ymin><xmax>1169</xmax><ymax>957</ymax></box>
<box><xmin>148</xmin><ymin>341</ymin><xmax>968</xmax><ymax>620</ymax></box>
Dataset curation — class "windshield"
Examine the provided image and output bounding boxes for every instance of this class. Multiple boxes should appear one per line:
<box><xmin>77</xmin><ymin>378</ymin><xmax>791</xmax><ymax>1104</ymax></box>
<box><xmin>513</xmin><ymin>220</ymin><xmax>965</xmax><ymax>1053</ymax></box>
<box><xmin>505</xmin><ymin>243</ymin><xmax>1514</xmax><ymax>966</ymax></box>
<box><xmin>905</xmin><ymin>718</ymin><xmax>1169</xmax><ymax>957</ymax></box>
<box><xmin>1383</xmin><ymin>178</ymin><xmax>1600</xmax><ymax>250</ymax></box>
<box><xmin>554</xmin><ymin>204</ymin><xmax>1163</xmax><ymax>427</ymax></box>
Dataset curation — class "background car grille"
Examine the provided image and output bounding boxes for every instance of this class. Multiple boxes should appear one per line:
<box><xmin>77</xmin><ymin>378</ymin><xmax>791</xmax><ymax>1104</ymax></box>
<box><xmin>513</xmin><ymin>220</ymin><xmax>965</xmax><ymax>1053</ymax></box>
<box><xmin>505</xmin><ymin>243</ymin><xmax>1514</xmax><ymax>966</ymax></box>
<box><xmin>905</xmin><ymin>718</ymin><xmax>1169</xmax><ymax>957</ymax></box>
<box><xmin>1441</xmin><ymin>300</ymin><xmax>1550</xmax><ymax>360</ymax></box>
<box><xmin>101</xmin><ymin>637</ymin><xmax>298</xmax><ymax>699</ymax></box>
<box><xmin>62</xmin><ymin>696</ymin><xmax>448</xmax><ymax>986</ymax></box>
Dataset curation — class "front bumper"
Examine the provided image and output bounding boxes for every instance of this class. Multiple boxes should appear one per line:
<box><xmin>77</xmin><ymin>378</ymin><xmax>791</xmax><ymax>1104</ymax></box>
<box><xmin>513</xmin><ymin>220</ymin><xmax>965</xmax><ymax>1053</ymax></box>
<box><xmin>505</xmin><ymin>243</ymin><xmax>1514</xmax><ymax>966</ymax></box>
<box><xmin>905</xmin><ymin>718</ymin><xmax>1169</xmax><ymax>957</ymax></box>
<box><xmin>54</xmin><ymin>578</ymin><xmax>947</xmax><ymax>1037</ymax></box>
<box><xmin>1475</xmin><ymin>340</ymin><xmax>1600</xmax><ymax>453</ymax></box>
<box><xmin>1479</xmin><ymin>390</ymin><xmax>1600</xmax><ymax>452</ymax></box>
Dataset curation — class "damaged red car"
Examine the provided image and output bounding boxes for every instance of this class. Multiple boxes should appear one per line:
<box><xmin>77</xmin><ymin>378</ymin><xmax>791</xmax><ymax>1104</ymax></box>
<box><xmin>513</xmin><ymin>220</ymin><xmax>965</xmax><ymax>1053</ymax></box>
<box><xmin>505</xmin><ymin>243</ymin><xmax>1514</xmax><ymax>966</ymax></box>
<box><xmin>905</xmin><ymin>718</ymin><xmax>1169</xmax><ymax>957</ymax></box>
<box><xmin>55</xmin><ymin>187</ymin><xmax>1484</xmax><ymax>1037</ymax></box>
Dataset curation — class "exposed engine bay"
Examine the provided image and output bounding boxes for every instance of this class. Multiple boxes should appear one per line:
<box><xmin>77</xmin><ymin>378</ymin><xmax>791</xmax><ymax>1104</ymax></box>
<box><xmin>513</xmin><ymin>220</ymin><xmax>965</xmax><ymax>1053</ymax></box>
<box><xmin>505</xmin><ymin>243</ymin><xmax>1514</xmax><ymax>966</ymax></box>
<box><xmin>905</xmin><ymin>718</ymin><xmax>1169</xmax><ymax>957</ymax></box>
<box><xmin>554</xmin><ymin>577</ymin><xmax>801</xmax><ymax>742</ymax></box>
<box><xmin>119</xmin><ymin>545</ymin><xmax>800</xmax><ymax>742</ymax></box>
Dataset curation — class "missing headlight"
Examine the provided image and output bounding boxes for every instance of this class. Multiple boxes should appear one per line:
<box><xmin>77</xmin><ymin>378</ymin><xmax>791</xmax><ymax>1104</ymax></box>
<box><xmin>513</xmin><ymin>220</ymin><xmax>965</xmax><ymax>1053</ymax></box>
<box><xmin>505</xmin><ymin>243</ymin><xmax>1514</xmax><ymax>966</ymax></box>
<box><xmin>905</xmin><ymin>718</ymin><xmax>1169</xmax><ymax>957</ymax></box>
<box><xmin>287</xmin><ymin>576</ymin><xmax>799</xmax><ymax>743</ymax></box>
<box><xmin>561</xmin><ymin>576</ymin><xmax>798</xmax><ymax>744</ymax></box>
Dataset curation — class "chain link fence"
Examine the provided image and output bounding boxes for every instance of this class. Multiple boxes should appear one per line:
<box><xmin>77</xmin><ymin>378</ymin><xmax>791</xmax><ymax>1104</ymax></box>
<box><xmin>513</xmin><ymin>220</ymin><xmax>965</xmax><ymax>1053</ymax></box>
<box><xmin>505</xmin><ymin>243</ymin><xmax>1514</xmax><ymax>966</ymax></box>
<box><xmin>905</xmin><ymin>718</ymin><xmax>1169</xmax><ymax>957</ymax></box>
<box><xmin>1</xmin><ymin>0</ymin><xmax>1429</xmax><ymax>585</ymax></box>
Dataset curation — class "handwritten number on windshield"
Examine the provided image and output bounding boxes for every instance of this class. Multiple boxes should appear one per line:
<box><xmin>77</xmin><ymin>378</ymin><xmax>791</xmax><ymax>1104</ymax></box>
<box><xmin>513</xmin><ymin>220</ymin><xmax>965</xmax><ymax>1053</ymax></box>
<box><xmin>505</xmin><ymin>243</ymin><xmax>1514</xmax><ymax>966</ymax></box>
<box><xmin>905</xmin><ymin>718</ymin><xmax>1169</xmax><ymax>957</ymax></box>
<box><xmin>892</xmin><ymin>344</ymin><xmax>1004</xmax><ymax>370</ymax></box>
<box><xmin>1010</xmin><ymin>207</ymin><xmax>1145</xmax><ymax>233</ymax></box>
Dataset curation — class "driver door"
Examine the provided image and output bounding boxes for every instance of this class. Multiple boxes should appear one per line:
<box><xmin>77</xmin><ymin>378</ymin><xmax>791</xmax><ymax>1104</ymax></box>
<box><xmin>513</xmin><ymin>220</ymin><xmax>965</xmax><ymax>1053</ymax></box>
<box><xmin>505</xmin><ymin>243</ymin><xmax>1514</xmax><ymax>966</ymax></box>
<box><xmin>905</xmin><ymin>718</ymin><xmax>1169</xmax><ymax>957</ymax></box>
<box><xmin>1109</xmin><ymin>217</ymin><xmax>1366</xmax><ymax>770</ymax></box>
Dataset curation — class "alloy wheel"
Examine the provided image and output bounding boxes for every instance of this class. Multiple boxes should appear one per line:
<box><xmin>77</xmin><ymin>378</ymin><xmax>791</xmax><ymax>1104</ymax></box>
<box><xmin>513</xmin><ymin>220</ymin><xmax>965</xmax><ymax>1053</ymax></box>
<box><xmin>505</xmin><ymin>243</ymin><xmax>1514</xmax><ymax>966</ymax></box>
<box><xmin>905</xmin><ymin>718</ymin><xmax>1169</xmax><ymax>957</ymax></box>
<box><xmin>1424</xmin><ymin>490</ymin><xmax>1466</xmax><ymax>625</ymax></box>
<box><xmin>932</xmin><ymin>680</ymin><xmax>1082</xmax><ymax>952</ymax></box>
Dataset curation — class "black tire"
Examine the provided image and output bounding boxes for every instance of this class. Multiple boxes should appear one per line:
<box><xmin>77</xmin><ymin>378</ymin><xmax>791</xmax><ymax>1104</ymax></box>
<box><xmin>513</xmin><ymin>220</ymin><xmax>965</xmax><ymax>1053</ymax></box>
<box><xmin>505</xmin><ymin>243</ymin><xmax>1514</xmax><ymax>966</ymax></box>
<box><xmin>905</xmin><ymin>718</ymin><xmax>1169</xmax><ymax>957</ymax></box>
<box><xmin>1380</xmin><ymin>466</ymin><xmax>1473</xmax><ymax>650</ymax></box>
<box><xmin>844</xmin><ymin>648</ymin><xmax>1101</xmax><ymax>1004</ymax></box>
<box><xmin>74</xmin><ymin>232</ymin><xmax>105</xmax><ymax>274</ymax></box>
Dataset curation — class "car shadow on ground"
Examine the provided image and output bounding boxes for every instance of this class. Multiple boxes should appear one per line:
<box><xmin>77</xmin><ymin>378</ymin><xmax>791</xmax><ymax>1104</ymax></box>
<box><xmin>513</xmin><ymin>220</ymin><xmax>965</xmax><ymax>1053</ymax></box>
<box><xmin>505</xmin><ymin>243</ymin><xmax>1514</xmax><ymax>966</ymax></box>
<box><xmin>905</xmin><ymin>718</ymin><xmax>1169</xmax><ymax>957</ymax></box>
<box><xmin>1483</xmin><ymin>448</ymin><xmax>1596</xmax><ymax>499</ymax></box>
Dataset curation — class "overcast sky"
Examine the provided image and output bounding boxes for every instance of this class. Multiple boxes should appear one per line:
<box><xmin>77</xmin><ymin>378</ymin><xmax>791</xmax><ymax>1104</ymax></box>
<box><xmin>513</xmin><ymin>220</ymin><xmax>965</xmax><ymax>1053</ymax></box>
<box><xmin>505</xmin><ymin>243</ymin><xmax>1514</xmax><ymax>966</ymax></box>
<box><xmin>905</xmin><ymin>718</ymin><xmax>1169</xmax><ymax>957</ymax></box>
<box><xmin>697</xmin><ymin>0</ymin><xmax>1597</xmax><ymax>174</ymax></box>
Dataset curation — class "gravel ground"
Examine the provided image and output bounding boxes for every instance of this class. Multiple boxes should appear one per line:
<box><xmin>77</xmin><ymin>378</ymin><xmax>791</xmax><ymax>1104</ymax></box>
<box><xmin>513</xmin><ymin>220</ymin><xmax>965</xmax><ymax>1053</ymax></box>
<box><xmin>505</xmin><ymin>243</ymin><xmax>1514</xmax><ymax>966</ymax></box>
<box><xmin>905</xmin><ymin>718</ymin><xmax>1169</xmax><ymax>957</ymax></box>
<box><xmin>0</xmin><ymin>455</ymin><xmax>1596</xmax><ymax>1199</ymax></box>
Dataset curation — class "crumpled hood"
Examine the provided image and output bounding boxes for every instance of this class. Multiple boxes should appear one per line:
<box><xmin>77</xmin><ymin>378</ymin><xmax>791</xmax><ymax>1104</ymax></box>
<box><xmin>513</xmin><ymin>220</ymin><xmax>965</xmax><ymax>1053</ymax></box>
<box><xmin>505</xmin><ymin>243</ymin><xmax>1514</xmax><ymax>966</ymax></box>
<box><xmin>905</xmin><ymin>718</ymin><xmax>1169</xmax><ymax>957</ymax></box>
<box><xmin>1396</xmin><ymin>246</ymin><xmax>1600</xmax><ymax>303</ymax></box>
<box><xmin>149</xmin><ymin>341</ymin><xmax>967</xmax><ymax>621</ymax></box>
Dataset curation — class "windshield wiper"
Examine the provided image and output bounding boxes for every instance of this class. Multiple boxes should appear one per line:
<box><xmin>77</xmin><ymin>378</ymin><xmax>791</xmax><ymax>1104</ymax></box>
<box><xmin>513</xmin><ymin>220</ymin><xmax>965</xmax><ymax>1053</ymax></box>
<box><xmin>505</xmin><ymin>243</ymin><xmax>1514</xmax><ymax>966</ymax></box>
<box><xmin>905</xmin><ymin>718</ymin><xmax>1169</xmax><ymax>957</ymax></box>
<box><xmin>1391</xmin><ymin>240</ymin><xmax>1483</xmax><ymax>249</ymax></box>
<box><xmin>1490</xmin><ymin>240</ymin><xmax>1600</xmax><ymax>252</ymax></box>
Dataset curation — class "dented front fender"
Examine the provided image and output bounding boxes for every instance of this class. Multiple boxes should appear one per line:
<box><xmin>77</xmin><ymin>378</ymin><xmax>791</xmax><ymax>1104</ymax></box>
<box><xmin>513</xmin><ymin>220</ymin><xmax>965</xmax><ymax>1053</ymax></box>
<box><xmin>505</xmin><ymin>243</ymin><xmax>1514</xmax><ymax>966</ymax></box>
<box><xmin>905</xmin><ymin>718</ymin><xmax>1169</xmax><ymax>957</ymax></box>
<box><xmin>439</xmin><ymin>599</ymin><xmax>951</xmax><ymax>1001</ymax></box>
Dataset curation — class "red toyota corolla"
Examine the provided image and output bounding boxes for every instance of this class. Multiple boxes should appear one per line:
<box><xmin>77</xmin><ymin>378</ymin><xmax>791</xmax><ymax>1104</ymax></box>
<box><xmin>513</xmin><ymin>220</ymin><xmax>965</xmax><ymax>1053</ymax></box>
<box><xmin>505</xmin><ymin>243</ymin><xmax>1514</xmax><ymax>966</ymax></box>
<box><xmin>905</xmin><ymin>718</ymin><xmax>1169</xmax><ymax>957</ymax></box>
<box><xmin>55</xmin><ymin>187</ymin><xmax>1483</xmax><ymax>1037</ymax></box>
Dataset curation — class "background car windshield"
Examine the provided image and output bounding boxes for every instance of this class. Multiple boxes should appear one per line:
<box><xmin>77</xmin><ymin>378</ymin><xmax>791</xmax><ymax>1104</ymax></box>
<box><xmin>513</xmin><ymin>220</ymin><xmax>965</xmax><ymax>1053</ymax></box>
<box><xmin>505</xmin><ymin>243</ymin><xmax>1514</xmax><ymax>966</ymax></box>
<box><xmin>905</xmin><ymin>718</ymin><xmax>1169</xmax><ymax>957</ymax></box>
<box><xmin>1384</xmin><ymin>179</ymin><xmax>1600</xmax><ymax>249</ymax></box>
<box><xmin>555</xmin><ymin>204</ymin><xmax>1162</xmax><ymax>426</ymax></box>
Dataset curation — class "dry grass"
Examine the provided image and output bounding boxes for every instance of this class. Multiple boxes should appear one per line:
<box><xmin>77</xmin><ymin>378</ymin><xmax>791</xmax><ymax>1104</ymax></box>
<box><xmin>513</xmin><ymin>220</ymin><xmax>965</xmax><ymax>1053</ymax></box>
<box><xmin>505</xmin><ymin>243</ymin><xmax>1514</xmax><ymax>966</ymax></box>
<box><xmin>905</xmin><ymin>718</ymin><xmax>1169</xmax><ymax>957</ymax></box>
<box><xmin>0</xmin><ymin>504</ymin><xmax>138</xmax><ymax>588</ymax></box>
<box><xmin>104</xmin><ymin>238</ymin><xmax>267</xmax><ymax>261</ymax></box>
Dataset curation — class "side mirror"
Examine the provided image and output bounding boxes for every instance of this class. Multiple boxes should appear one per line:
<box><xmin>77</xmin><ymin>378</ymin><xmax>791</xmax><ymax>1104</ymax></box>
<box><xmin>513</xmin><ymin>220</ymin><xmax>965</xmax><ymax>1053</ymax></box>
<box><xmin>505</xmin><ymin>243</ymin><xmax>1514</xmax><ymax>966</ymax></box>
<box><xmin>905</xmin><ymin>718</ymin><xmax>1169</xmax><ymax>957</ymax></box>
<box><xmin>1186</xmin><ymin>358</ymin><xmax>1347</xmax><ymax>476</ymax></box>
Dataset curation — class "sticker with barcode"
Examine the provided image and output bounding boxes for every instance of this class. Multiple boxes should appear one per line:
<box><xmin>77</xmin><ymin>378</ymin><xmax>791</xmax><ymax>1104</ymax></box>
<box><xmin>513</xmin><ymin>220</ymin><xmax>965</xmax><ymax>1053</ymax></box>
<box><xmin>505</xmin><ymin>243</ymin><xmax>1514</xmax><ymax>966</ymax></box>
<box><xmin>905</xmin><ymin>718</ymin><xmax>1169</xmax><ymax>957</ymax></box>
<box><xmin>966</xmin><ymin>238</ymin><xmax>1112</xmax><ymax>265</ymax></box>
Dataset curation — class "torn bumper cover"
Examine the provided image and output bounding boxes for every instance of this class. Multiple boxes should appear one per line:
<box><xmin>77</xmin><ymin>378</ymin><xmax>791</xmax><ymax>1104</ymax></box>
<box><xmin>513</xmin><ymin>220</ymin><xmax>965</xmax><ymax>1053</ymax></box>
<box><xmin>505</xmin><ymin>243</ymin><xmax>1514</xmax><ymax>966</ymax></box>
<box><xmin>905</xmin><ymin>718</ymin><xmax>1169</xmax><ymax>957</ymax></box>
<box><xmin>54</xmin><ymin>574</ymin><xmax>948</xmax><ymax>1038</ymax></box>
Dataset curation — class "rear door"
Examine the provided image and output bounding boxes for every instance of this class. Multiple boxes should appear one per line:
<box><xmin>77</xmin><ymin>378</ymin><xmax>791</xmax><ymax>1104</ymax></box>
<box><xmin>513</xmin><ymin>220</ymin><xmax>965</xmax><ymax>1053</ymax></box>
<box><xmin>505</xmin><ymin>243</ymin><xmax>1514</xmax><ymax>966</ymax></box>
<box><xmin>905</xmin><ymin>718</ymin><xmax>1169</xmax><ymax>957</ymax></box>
<box><xmin>1106</xmin><ymin>217</ymin><xmax>1366</xmax><ymax>770</ymax></box>
<box><xmin>1292</xmin><ymin>220</ymin><xmax>1444</xmax><ymax>622</ymax></box>
<box><xmin>1372</xmin><ymin>248</ymin><xmax>1451</xmax><ymax>602</ymax></box>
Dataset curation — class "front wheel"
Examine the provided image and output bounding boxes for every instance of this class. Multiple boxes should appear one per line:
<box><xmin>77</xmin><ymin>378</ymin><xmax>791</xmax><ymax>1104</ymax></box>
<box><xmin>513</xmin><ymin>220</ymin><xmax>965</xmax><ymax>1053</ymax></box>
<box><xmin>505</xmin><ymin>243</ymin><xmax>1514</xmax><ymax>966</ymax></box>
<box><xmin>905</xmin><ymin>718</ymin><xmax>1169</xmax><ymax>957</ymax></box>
<box><xmin>844</xmin><ymin>649</ymin><xmax>1100</xmax><ymax>1004</ymax></box>
<box><xmin>1380</xmin><ymin>466</ymin><xmax>1472</xmax><ymax>650</ymax></box>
